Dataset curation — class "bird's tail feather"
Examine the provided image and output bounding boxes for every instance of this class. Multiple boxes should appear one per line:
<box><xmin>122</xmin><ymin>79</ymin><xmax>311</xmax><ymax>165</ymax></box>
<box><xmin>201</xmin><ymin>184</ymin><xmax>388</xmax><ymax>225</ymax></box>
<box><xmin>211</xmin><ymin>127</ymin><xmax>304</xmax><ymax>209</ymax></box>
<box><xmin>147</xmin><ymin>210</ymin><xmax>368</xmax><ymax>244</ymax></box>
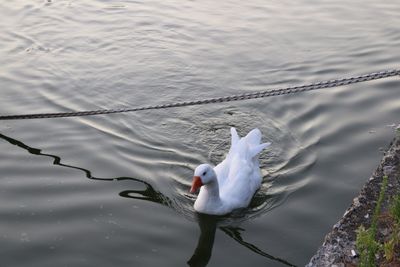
<box><xmin>249</xmin><ymin>142</ymin><xmax>271</xmax><ymax>158</ymax></box>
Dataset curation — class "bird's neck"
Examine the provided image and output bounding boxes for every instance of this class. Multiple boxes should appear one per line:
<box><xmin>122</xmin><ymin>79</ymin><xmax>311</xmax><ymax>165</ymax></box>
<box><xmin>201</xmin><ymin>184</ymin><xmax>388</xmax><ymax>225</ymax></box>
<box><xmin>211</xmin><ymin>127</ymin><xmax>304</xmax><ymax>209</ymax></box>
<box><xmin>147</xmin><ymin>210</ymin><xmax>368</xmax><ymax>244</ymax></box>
<box><xmin>199</xmin><ymin>178</ymin><xmax>221</xmax><ymax>205</ymax></box>
<box><xmin>194</xmin><ymin>176</ymin><xmax>227</xmax><ymax>215</ymax></box>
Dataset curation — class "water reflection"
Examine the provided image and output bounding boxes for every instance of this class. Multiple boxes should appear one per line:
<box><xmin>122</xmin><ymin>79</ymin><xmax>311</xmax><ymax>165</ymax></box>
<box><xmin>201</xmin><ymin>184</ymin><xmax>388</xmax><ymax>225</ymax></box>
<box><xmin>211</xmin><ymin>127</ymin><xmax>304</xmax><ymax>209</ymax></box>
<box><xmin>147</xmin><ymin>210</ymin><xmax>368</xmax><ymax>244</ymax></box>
<box><xmin>188</xmin><ymin>212</ymin><xmax>297</xmax><ymax>267</ymax></box>
<box><xmin>219</xmin><ymin>226</ymin><xmax>297</xmax><ymax>267</ymax></box>
<box><xmin>0</xmin><ymin>132</ymin><xmax>173</xmax><ymax>208</ymax></box>
<box><xmin>187</xmin><ymin>213</ymin><xmax>217</xmax><ymax>267</ymax></box>
<box><xmin>0</xmin><ymin>132</ymin><xmax>296</xmax><ymax>267</ymax></box>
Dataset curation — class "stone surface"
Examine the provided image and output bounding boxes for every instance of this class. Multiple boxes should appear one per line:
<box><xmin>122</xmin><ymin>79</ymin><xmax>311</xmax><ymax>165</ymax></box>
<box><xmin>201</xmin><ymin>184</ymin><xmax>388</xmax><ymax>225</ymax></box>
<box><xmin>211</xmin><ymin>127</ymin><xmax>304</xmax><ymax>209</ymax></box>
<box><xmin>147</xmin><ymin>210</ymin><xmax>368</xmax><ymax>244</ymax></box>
<box><xmin>307</xmin><ymin>134</ymin><xmax>400</xmax><ymax>267</ymax></box>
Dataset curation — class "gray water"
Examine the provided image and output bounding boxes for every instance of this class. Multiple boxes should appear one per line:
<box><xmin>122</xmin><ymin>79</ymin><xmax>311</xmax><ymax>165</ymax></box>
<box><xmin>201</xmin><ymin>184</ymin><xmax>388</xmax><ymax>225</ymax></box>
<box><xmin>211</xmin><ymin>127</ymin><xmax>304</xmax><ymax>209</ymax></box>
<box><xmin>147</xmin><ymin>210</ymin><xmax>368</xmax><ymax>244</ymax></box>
<box><xmin>0</xmin><ymin>0</ymin><xmax>399</xmax><ymax>266</ymax></box>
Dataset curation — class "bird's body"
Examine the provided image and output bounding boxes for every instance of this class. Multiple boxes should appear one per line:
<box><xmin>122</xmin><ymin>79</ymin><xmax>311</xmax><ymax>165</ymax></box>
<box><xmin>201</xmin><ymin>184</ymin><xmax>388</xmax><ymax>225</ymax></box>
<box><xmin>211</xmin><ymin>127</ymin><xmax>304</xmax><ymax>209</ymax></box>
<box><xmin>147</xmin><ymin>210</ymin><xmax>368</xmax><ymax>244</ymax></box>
<box><xmin>190</xmin><ymin>127</ymin><xmax>270</xmax><ymax>215</ymax></box>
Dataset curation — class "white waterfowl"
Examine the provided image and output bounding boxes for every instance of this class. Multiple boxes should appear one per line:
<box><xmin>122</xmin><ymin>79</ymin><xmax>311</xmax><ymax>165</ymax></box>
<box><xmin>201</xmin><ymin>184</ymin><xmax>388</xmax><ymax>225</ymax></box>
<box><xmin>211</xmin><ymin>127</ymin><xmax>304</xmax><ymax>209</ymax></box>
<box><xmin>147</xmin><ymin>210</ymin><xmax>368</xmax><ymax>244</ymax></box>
<box><xmin>190</xmin><ymin>127</ymin><xmax>271</xmax><ymax>215</ymax></box>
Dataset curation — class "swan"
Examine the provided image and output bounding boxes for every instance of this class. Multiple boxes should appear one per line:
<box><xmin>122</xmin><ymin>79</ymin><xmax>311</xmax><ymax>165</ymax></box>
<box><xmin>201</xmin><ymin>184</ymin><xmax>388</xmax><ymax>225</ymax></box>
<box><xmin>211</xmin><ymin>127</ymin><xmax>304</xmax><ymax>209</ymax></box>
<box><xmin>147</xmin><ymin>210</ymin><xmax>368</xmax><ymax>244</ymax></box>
<box><xmin>190</xmin><ymin>127</ymin><xmax>271</xmax><ymax>215</ymax></box>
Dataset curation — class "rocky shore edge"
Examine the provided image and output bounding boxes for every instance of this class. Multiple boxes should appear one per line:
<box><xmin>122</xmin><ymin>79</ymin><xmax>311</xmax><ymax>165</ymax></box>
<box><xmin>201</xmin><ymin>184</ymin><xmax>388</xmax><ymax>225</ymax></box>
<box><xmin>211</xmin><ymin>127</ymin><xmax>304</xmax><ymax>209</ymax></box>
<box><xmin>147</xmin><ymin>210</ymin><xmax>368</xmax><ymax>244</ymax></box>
<box><xmin>307</xmin><ymin>134</ymin><xmax>400</xmax><ymax>267</ymax></box>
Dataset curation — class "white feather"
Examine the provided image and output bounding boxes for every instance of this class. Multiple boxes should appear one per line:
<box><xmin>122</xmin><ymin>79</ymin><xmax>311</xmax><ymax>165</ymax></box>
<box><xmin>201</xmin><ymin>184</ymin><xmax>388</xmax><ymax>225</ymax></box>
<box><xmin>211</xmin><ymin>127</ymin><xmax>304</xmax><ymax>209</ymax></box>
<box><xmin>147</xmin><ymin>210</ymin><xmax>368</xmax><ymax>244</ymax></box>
<box><xmin>191</xmin><ymin>127</ymin><xmax>270</xmax><ymax>215</ymax></box>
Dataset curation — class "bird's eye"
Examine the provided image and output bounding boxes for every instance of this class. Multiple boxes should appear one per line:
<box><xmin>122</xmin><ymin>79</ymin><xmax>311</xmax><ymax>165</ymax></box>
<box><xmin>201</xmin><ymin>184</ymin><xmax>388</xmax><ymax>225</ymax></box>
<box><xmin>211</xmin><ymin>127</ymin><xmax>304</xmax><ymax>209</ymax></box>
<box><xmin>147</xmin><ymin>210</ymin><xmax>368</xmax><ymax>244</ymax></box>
<box><xmin>202</xmin><ymin>171</ymin><xmax>206</xmax><ymax>176</ymax></box>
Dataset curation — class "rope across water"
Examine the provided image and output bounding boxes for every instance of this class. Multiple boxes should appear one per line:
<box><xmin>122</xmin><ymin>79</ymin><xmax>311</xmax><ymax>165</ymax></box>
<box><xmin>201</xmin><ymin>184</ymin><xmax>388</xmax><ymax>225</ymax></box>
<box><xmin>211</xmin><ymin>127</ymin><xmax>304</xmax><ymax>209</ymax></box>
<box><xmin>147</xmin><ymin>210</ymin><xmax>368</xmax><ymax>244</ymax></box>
<box><xmin>0</xmin><ymin>69</ymin><xmax>399</xmax><ymax>120</ymax></box>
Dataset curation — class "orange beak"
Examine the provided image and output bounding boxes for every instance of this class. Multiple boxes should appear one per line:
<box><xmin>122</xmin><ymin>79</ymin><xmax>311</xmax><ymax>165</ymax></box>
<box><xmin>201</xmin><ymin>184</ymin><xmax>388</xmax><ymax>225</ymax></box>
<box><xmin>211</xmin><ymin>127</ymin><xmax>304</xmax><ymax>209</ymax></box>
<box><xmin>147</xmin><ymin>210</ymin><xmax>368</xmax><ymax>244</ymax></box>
<box><xmin>190</xmin><ymin>176</ymin><xmax>203</xmax><ymax>194</ymax></box>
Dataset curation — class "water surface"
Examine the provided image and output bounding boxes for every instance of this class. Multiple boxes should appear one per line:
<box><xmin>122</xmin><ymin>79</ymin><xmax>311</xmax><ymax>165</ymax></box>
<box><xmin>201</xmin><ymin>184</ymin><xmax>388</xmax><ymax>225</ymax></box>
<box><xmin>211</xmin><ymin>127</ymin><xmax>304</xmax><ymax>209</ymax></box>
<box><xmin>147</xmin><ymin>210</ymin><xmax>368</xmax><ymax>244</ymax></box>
<box><xmin>0</xmin><ymin>0</ymin><xmax>399</xmax><ymax>266</ymax></box>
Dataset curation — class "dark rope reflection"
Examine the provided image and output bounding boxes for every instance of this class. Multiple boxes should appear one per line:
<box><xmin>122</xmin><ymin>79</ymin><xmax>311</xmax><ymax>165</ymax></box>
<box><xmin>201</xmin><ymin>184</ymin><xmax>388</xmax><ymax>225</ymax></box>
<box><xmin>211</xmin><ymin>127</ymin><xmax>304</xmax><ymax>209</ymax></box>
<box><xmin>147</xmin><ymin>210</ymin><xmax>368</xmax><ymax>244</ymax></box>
<box><xmin>220</xmin><ymin>227</ymin><xmax>297</xmax><ymax>267</ymax></box>
<box><xmin>0</xmin><ymin>132</ymin><xmax>171</xmax><ymax>207</ymax></box>
<box><xmin>0</xmin><ymin>132</ymin><xmax>297</xmax><ymax>267</ymax></box>
<box><xmin>188</xmin><ymin>213</ymin><xmax>297</xmax><ymax>267</ymax></box>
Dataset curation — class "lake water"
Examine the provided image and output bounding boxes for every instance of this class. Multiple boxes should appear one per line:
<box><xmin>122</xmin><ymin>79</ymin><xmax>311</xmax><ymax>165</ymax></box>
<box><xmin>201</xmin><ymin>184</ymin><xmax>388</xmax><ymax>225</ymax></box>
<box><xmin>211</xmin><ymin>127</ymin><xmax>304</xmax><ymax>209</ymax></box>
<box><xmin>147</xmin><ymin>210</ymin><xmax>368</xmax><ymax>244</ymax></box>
<box><xmin>0</xmin><ymin>0</ymin><xmax>399</xmax><ymax>266</ymax></box>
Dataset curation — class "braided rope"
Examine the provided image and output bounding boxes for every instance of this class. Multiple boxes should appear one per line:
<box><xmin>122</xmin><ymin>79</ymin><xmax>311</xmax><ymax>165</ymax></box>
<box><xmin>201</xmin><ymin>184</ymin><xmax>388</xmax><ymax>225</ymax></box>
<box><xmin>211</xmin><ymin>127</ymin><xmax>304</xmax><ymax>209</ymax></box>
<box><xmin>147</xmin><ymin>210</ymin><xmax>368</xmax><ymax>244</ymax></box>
<box><xmin>0</xmin><ymin>69</ymin><xmax>399</xmax><ymax>120</ymax></box>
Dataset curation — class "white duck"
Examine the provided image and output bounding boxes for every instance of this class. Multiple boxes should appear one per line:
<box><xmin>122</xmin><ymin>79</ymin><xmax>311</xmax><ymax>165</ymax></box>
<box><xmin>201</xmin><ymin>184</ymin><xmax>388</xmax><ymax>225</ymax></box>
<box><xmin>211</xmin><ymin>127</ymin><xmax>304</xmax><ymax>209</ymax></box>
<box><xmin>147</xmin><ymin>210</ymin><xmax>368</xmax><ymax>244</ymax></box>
<box><xmin>190</xmin><ymin>127</ymin><xmax>271</xmax><ymax>215</ymax></box>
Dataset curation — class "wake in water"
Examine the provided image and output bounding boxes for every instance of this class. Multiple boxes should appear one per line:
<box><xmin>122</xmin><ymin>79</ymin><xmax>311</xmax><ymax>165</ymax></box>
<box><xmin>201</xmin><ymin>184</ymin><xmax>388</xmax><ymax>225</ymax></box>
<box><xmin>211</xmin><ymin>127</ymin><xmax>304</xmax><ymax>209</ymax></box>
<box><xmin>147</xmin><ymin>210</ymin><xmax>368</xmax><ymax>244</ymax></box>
<box><xmin>0</xmin><ymin>131</ymin><xmax>302</xmax><ymax>266</ymax></box>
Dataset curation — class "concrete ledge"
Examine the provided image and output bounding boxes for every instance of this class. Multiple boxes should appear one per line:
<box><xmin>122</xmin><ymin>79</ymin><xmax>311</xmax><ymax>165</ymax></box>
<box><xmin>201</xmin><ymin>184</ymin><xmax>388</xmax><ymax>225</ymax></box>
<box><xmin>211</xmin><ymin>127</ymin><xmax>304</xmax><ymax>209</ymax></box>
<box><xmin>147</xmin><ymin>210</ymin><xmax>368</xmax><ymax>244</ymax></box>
<box><xmin>307</xmin><ymin>134</ymin><xmax>400</xmax><ymax>267</ymax></box>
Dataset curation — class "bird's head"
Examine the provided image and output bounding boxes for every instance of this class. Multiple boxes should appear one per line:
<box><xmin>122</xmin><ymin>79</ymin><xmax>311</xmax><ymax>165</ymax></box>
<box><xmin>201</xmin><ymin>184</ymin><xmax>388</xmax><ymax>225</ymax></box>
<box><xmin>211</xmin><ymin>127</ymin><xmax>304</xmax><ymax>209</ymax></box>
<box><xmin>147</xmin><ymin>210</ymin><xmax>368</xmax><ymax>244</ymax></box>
<box><xmin>190</xmin><ymin>164</ymin><xmax>216</xmax><ymax>193</ymax></box>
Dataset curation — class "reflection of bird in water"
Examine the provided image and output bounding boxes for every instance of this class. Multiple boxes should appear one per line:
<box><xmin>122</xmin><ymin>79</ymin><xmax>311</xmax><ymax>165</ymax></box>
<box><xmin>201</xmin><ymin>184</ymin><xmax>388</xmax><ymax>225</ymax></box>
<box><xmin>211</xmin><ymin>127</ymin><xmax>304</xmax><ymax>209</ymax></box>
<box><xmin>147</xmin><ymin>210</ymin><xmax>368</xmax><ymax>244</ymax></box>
<box><xmin>0</xmin><ymin>132</ymin><xmax>296</xmax><ymax>267</ymax></box>
<box><xmin>187</xmin><ymin>212</ymin><xmax>297</xmax><ymax>267</ymax></box>
<box><xmin>187</xmin><ymin>213</ymin><xmax>218</xmax><ymax>267</ymax></box>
